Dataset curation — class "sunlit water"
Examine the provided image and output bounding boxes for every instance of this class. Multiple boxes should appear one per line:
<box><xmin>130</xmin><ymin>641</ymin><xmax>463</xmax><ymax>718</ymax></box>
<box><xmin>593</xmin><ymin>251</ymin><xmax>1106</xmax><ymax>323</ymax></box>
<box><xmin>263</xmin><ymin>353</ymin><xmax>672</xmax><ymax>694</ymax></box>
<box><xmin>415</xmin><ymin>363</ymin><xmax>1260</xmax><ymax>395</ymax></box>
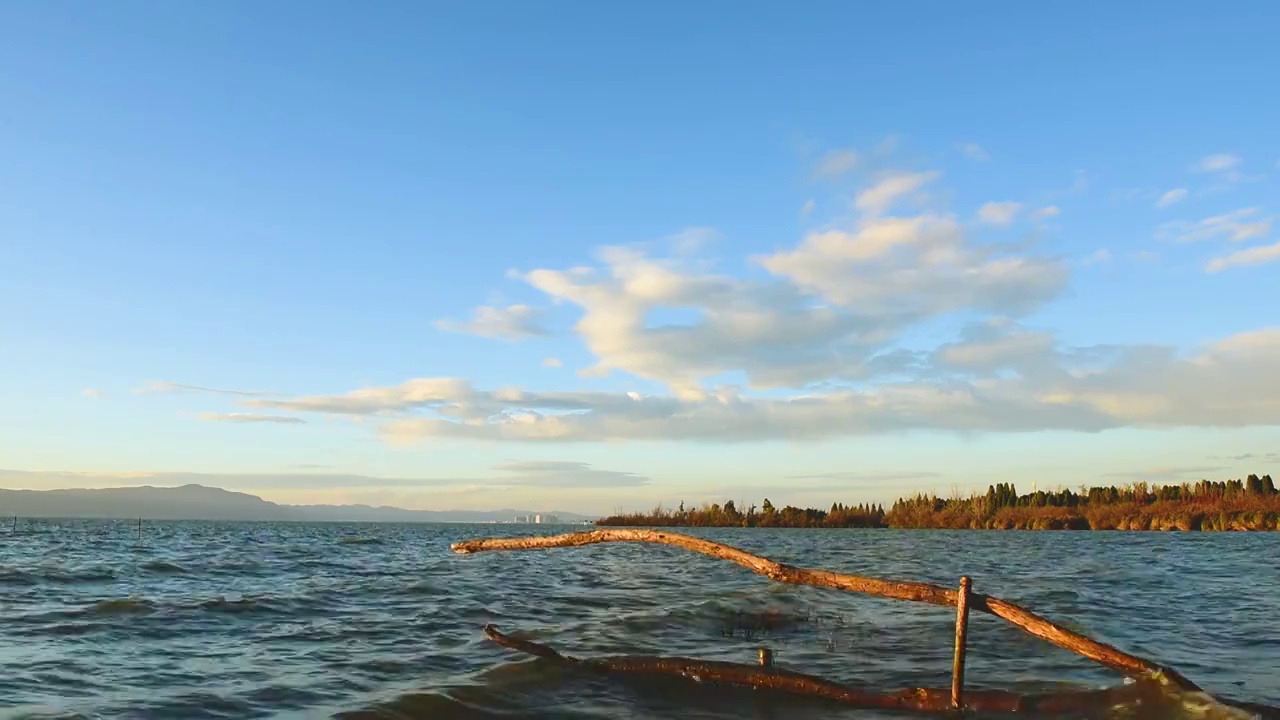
<box><xmin>1</xmin><ymin>521</ymin><xmax>1277</xmax><ymax>719</ymax></box>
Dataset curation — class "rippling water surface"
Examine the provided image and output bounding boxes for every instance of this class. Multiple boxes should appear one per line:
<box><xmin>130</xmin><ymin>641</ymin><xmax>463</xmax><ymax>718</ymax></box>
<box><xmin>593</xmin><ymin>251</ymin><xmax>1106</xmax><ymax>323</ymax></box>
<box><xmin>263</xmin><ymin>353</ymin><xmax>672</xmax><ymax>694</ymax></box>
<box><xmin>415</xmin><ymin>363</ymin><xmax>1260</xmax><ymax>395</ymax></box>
<box><xmin>2</xmin><ymin>521</ymin><xmax>1277</xmax><ymax>719</ymax></box>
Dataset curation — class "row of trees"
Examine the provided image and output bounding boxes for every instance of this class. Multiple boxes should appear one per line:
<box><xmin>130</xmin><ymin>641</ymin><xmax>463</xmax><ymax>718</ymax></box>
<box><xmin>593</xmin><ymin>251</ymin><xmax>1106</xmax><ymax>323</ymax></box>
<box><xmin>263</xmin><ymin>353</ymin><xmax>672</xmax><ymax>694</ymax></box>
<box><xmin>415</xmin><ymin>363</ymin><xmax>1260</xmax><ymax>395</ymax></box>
<box><xmin>596</xmin><ymin>474</ymin><xmax>1279</xmax><ymax>531</ymax></box>
<box><xmin>597</xmin><ymin>499</ymin><xmax>886</xmax><ymax>528</ymax></box>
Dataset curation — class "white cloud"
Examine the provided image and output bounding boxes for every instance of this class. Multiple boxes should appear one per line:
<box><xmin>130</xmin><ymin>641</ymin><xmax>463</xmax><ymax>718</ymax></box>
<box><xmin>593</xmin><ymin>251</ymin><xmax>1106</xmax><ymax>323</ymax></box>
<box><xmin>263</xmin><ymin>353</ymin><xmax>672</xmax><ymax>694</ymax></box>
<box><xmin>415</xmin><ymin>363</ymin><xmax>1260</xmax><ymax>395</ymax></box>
<box><xmin>814</xmin><ymin>149</ymin><xmax>859</xmax><ymax>178</ymax></box>
<box><xmin>761</xmin><ymin>214</ymin><xmax>1064</xmax><ymax>319</ymax></box>
<box><xmin>1161</xmin><ymin>208</ymin><xmax>1272</xmax><ymax>243</ymax></box>
<box><xmin>80</xmin><ymin>388</ymin><xmax>104</xmax><ymax>398</ymax></box>
<box><xmin>977</xmin><ymin>201</ymin><xmax>1022</xmax><ymax>226</ymax></box>
<box><xmin>854</xmin><ymin>171</ymin><xmax>940</xmax><ymax>214</ymax></box>
<box><xmin>241</xmin><ymin>325</ymin><xmax>1280</xmax><ymax>443</ymax></box>
<box><xmin>200</xmin><ymin>413</ymin><xmax>306</xmax><ymax>424</ymax></box>
<box><xmin>1206</xmin><ymin>240</ymin><xmax>1280</xmax><ymax>273</ymax></box>
<box><xmin>435</xmin><ymin>304</ymin><xmax>549</xmax><ymax>342</ymax></box>
<box><xmin>956</xmin><ymin>143</ymin><xmax>990</xmax><ymax>161</ymax></box>
<box><xmin>1035</xmin><ymin>206</ymin><xmax>1061</xmax><ymax>218</ymax></box>
<box><xmin>1194</xmin><ymin>154</ymin><xmax>1241</xmax><ymax>173</ymax></box>
<box><xmin>542</xmin><ymin>357</ymin><xmax>564</xmax><ymax>368</ymax></box>
<box><xmin>800</xmin><ymin>199</ymin><xmax>816</xmax><ymax>216</ymax></box>
<box><xmin>1156</xmin><ymin>188</ymin><xmax>1188</xmax><ymax>208</ymax></box>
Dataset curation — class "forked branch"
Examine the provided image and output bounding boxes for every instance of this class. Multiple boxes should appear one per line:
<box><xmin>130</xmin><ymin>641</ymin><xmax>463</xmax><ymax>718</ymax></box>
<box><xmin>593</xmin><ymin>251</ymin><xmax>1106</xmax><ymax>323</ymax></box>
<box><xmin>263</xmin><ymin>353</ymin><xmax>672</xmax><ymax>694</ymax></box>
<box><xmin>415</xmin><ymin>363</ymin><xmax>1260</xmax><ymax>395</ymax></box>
<box><xmin>483</xmin><ymin>624</ymin><xmax>1172</xmax><ymax>715</ymax></box>
<box><xmin>452</xmin><ymin>529</ymin><xmax>1197</xmax><ymax>690</ymax></box>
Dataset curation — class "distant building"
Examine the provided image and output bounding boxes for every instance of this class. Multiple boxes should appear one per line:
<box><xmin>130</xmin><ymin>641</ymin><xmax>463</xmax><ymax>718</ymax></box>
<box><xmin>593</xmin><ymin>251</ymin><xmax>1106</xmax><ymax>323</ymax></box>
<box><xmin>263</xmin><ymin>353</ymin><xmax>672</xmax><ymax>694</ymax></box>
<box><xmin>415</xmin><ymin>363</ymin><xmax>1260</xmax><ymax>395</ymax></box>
<box><xmin>544</xmin><ymin>514</ymin><xmax>559</xmax><ymax>524</ymax></box>
<box><xmin>534</xmin><ymin>514</ymin><xmax>543</xmax><ymax>524</ymax></box>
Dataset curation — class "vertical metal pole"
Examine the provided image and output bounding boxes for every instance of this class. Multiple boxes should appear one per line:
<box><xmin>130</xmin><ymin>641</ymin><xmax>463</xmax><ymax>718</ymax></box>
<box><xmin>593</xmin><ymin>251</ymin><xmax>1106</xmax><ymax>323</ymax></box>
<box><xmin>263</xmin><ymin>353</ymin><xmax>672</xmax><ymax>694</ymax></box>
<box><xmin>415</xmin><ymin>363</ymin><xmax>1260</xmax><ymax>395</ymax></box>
<box><xmin>952</xmin><ymin>576</ymin><xmax>972</xmax><ymax>710</ymax></box>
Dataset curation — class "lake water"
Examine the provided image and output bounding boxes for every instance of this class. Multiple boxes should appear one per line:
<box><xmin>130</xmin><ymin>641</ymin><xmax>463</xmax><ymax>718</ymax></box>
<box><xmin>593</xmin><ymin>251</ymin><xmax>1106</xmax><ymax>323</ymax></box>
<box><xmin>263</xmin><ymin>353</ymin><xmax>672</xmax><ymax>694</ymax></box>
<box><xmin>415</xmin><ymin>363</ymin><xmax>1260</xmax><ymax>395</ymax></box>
<box><xmin>1</xmin><ymin>521</ymin><xmax>1277</xmax><ymax>719</ymax></box>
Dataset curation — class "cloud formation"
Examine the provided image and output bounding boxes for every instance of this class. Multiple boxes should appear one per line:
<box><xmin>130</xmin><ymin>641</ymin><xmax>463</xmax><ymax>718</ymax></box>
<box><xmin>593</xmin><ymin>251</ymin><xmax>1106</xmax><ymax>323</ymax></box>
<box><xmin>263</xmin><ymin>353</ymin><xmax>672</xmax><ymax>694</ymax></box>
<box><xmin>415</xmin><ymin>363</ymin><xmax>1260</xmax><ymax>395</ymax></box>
<box><xmin>854</xmin><ymin>171</ymin><xmax>940</xmax><ymax>214</ymax></box>
<box><xmin>814</xmin><ymin>149</ymin><xmax>858</xmax><ymax>178</ymax></box>
<box><xmin>957</xmin><ymin>143</ymin><xmax>989</xmax><ymax>161</ymax></box>
<box><xmin>435</xmin><ymin>304</ymin><xmax>550</xmax><ymax>341</ymax></box>
<box><xmin>148</xmin><ymin>162</ymin><xmax>1280</xmax><ymax>447</ymax></box>
<box><xmin>1207</xmin><ymin>240</ymin><xmax>1280</xmax><ymax>273</ymax></box>
<box><xmin>237</xmin><ymin>325</ymin><xmax>1280</xmax><ymax>443</ymax></box>
<box><xmin>80</xmin><ymin>388</ymin><xmax>104</xmax><ymax>398</ymax></box>
<box><xmin>977</xmin><ymin>201</ymin><xmax>1021</xmax><ymax>226</ymax></box>
<box><xmin>1194</xmin><ymin>154</ymin><xmax>1241</xmax><ymax>173</ymax></box>
<box><xmin>1156</xmin><ymin>188</ymin><xmax>1187</xmax><ymax>208</ymax></box>
<box><xmin>1162</xmin><ymin>208</ymin><xmax>1272</xmax><ymax>243</ymax></box>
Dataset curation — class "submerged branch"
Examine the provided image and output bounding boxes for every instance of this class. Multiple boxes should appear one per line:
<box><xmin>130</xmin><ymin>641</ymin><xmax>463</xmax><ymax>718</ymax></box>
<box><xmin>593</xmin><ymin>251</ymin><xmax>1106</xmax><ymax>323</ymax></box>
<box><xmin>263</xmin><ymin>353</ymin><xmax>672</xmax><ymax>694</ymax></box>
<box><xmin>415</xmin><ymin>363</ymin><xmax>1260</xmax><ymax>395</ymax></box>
<box><xmin>452</xmin><ymin>529</ymin><xmax>1197</xmax><ymax>691</ymax></box>
<box><xmin>483</xmin><ymin>624</ymin><xmax>1174</xmax><ymax>715</ymax></box>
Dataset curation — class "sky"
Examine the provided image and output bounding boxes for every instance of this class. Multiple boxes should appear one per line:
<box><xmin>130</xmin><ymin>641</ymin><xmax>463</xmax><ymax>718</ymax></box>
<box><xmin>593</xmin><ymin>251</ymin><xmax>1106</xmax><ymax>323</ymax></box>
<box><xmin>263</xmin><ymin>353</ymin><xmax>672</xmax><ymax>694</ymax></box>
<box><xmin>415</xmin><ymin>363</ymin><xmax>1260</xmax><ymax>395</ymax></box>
<box><xmin>2</xmin><ymin>2</ymin><xmax>1278</xmax><ymax>514</ymax></box>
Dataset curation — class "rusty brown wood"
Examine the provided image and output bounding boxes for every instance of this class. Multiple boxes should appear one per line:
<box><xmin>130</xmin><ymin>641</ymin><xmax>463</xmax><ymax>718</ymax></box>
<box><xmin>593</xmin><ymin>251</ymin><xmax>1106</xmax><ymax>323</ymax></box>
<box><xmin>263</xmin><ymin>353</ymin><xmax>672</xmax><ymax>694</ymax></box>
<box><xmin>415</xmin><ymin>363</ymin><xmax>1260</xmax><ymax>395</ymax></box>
<box><xmin>952</xmin><ymin>576</ymin><xmax>971</xmax><ymax>710</ymax></box>
<box><xmin>451</xmin><ymin>529</ymin><xmax>1200</xmax><ymax>691</ymax></box>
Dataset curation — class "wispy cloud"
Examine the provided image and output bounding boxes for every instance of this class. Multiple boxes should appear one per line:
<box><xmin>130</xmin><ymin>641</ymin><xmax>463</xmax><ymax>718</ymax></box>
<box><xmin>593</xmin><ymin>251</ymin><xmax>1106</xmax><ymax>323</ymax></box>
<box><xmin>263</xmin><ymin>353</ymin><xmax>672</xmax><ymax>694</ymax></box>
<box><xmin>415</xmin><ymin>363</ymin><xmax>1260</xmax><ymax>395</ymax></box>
<box><xmin>956</xmin><ymin>143</ymin><xmax>989</xmax><ymax>161</ymax></box>
<box><xmin>135</xmin><ymin>381</ymin><xmax>277</xmax><ymax>398</ymax></box>
<box><xmin>1156</xmin><ymin>188</ymin><xmax>1188</xmax><ymax>208</ymax></box>
<box><xmin>813</xmin><ymin>149</ymin><xmax>858</xmax><ymax>179</ymax></box>
<box><xmin>1035</xmin><ymin>206</ymin><xmax>1061</xmax><ymax>219</ymax></box>
<box><xmin>542</xmin><ymin>357</ymin><xmax>564</xmax><ymax>368</ymax></box>
<box><xmin>1207</xmin><ymin>240</ymin><xmax>1280</xmax><ymax>273</ymax></box>
<box><xmin>977</xmin><ymin>201</ymin><xmax>1021</xmax><ymax>226</ymax></box>
<box><xmin>1193</xmin><ymin>154</ymin><xmax>1241</xmax><ymax>173</ymax></box>
<box><xmin>435</xmin><ymin>304</ymin><xmax>550</xmax><ymax>342</ymax></box>
<box><xmin>200</xmin><ymin>413</ymin><xmax>307</xmax><ymax>424</ymax></box>
<box><xmin>1161</xmin><ymin>208</ymin><xmax>1272</xmax><ymax>243</ymax></box>
<box><xmin>800</xmin><ymin>199</ymin><xmax>816</xmax><ymax>216</ymax></box>
<box><xmin>854</xmin><ymin>171</ymin><xmax>940</xmax><ymax>214</ymax></box>
<box><xmin>80</xmin><ymin>388</ymin><xmax>105</xmax><ymax>398</ymax></box>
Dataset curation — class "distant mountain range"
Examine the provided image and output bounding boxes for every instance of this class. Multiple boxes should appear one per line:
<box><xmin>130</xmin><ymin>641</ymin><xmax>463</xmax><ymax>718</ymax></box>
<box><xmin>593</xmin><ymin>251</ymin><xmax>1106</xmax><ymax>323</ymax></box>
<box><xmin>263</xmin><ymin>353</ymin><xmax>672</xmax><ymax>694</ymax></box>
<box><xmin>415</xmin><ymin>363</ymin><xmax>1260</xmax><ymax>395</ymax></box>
<box><xmin>0</xmin><ymin>484</ymin><xmax>594</xmax><ymax>523</ymax></box>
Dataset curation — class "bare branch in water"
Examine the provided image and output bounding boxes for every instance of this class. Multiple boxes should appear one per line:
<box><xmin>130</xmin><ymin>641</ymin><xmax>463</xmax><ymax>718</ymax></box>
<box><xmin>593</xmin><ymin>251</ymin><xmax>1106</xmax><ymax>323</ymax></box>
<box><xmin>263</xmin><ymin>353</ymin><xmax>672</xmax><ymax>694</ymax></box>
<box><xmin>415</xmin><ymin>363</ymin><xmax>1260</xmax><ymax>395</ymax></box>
<box><xmin>453</xmin><ymin>529</ymin><xmax>1197</xmax><ymax>690</ymax></box>
<box><xmin>483</xmin><ymin>624</ymin><xmax>1179</xmax><ymax>715</ymax></box>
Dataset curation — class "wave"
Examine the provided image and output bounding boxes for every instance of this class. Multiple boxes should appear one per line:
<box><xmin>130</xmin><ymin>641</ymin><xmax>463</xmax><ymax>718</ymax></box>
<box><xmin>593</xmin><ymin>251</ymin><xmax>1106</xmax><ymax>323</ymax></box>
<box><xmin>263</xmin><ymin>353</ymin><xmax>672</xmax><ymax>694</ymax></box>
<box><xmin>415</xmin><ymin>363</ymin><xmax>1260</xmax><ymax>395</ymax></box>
<box><xmin>339</xmin><ymin>536</ymin><xmax>384</xmax><ymax>545</ymax></box>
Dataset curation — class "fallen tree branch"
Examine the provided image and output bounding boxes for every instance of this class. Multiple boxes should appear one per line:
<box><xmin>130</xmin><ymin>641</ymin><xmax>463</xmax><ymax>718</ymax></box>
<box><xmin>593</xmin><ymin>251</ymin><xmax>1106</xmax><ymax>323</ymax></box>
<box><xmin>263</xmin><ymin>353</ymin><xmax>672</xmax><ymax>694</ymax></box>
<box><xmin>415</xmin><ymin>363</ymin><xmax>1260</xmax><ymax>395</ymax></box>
<box><xmin>483</xmin><ymin>624</ymin><xmax>1176</xmax><ymax>715</ymax></box>
<box><xmin>452</xmin><ymin>529</ymin><xmax>1197</xmax><ymax>690</ymax></box>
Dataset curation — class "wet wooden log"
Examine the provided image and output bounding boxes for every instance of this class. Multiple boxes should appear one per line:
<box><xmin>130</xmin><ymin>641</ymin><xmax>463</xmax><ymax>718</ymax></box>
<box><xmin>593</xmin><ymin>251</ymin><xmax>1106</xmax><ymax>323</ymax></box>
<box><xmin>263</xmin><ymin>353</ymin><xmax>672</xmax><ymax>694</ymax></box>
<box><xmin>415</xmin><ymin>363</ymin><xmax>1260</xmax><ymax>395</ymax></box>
<box><xmin>482</xmin><ymin>624</ymin><xmax>1176</xmax><ymax>716</ymax></box>
<box><xmin>952</xmin><ymin>576</ymin><xmax>971</xmax><ymax>709</ymax></box>
<box><xmin>452</xmin><ymin>529</ymin><xmax>1199</xmax><ymax>691</ymax></box>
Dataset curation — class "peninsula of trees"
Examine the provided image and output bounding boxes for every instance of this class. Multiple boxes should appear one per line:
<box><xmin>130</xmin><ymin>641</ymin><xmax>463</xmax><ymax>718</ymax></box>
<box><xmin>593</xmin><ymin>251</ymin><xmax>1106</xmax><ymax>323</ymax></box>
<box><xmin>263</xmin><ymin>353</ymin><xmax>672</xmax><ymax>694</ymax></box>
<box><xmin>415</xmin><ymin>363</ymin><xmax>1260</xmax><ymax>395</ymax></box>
<box><xmin>594</xmin><ymin>474</ymin><xmax>1280</xmax><ymax>531</ymax></box>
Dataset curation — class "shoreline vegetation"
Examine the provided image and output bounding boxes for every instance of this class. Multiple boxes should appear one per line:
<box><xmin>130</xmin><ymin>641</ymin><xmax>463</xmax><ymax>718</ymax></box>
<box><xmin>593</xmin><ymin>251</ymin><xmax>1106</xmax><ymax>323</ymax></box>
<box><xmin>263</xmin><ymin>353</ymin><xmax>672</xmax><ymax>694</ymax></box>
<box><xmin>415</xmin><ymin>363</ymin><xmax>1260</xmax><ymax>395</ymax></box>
<box><xmin>595</xmin><ymin>474</ymin><xmax>1280</xmax><ymax>531</ymax></box>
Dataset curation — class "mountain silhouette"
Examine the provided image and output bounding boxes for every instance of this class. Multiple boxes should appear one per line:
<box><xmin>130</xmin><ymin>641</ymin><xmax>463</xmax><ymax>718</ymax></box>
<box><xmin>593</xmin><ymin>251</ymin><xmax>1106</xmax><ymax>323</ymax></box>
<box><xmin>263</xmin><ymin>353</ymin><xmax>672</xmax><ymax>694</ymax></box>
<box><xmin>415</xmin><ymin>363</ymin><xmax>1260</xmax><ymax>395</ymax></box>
<box><xmin>0</xmin><ymin>484</ymin><xmax>591</xmax><ymax>523</ymax></box>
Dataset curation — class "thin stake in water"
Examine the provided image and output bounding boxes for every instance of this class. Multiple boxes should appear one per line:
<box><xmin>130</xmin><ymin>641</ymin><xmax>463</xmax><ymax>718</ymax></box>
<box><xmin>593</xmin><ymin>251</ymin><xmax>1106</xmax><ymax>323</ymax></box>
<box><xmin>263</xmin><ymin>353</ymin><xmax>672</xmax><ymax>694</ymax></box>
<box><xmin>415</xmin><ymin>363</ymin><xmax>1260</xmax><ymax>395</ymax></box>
<box><xmin>952</xmin><ymin>576</ymin><xmax>972</xmax><ymax>710</ymax></box>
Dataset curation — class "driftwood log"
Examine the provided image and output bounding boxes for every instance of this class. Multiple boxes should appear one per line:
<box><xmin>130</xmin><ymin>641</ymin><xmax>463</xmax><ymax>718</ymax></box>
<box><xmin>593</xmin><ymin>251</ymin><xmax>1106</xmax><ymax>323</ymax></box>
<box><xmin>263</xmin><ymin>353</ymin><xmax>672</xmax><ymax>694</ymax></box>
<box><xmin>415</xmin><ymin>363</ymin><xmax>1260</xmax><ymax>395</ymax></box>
<box><xmin>454</xmin><ymin>529</ymin><xmax>1280</xmax><ymax>716</ymax></box>
<box><xmin>483</xmin><ymin>624</ymin><xmax>1172</xmax><ymax>715</ymax></box>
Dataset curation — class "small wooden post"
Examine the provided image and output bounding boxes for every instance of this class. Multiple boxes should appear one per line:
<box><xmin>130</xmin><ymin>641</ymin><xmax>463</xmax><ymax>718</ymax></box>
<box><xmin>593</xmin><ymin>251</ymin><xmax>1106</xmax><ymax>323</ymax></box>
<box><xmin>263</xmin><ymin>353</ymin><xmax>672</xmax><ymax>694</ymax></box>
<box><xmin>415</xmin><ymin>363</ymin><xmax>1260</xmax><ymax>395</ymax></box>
<box><xmin>137</xmin><ymin>518</ymin><xmax>142</xmax><ymax>545</ymax></box>
<box><xmin>11</xmin><ymin>515</ymin><xmax>16</xmax><ymax>534</ymax></box>
<box><xmin>757</xmin><ymin>647</ymin><xmax>773</xmax><ymax>668</ymax></box>
<box><xmin>951</xmin><ymin>576</ymin><xmax>972</xmax><ymax>711</ymax></box>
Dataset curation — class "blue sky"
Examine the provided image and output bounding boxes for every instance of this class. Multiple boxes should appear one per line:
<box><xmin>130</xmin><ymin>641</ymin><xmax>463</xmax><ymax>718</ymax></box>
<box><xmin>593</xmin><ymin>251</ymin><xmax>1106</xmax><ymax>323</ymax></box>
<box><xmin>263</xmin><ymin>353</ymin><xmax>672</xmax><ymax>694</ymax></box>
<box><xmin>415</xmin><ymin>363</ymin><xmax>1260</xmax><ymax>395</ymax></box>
<box><xmin>2</xmin><ymin>2</ymin><xmax>1278</xmax><ymax>512</ymax></box>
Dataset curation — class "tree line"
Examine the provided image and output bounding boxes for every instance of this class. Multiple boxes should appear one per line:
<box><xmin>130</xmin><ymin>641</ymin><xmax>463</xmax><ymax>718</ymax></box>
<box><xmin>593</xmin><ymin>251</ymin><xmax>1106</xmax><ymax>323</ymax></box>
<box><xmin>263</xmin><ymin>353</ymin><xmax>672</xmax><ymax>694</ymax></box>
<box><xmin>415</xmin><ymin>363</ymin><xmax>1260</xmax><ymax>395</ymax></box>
<box><xmin>595</xmin><ymin>474</ymin><xmax>1280</xmax><ymax>531</ymax></box>
<box><xmin>597</xmin><ymin>498</ymin><xmax>886</xmax><ymax>528</ymax></box>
